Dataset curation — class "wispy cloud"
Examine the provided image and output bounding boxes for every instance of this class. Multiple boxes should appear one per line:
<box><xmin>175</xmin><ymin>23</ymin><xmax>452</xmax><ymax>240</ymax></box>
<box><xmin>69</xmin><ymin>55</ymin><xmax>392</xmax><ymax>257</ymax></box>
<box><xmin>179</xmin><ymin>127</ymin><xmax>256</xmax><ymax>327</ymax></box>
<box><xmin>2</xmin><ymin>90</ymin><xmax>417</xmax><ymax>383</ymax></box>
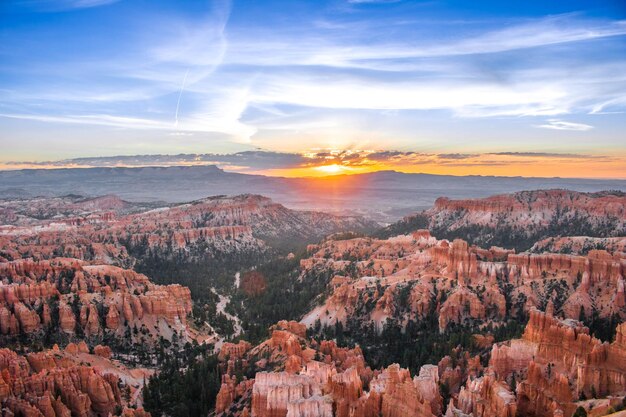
<box><xmin>2</xmin><ymin>151</ymin><xmax>313</xmax><ymax>171</ymax></box>
<box><xmin>69</xmin><ymin>0</ymin><xmax>120</xmax><ymax>8</ymax></box>
<box><xmin>590</xmin><ymin>96</ymin><xmax>626</xmax><ymax>114</ymax></box>
<box><xmin>0</xmin><ymin>113</ymin><xmax>172</xmax><ymax>130</ymax></box>
<box><xmin>424</xmin><ymin>16</ymin><xmax>626</xmax><ymax>57</ymax></box>
<box><xmin>535</xmin><ymin>119</ymin><xmax>594</xmax><ymax>131</ymax></box>
<box><xmin>12</xmin><ymin>0</ymin><xmax>122</xmax><ymax>11</ymax></box>
<box><xmin>438</xmin><ymin>153</ymin><xmax>476</xmax><ymax>160</ymax></box>
<box><xmin>490</xmin><ymin>152</ymin><xmax>603</xmax><ymax>159</ymax></box>
<box><xmin>347</xmin><ymin>0</ymin><xmax>401</xmax><ymax>4</ymax></box>
<box><xmin>224</xmin><ymin>15</ymin><xmax>626</xmax><ymax>66</ymax></box>
<box><xmin>175</xmin><ymin>69</ymin><xmax>190</xmax><ymax>128</ymax></box>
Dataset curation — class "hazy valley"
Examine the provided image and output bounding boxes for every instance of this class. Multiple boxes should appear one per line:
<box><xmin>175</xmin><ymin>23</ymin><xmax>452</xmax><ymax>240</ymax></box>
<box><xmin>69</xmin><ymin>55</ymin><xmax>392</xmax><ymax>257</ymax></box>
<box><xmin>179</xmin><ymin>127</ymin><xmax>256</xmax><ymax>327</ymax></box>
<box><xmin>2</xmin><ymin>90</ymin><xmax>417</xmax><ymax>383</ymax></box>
<box><xmin>3</xmin><ymin>166</ymin><xmax>625</xmax><ymax>222</ymax></box>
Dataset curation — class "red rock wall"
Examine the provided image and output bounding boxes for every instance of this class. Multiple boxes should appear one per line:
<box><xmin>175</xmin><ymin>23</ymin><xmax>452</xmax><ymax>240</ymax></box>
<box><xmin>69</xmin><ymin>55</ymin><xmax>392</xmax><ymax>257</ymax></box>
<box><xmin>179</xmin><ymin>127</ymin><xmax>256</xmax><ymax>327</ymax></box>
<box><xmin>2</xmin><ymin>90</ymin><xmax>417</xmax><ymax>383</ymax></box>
<box><xmin>0</xmin><ymin>346</ymin><xmax>149</xmax><ymax>417</ymax></box>
<box><xmin>0</xmin><ymin>258</ymin><xmax>193</xmax><ymax>343</ymax></box>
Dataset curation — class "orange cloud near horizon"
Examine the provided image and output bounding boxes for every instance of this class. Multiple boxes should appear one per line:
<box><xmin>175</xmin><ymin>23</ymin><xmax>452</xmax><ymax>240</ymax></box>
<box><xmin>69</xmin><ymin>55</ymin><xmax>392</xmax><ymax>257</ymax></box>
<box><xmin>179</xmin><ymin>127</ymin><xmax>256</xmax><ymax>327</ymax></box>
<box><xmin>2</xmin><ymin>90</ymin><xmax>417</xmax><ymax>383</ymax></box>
<box><xmin>255</xmin><ymin>152</ymin><xmax>626</xmax><ymax>180</ymax></box>
<box><xmin>1</xmin><ymin>150</ymin><xmax>625</xmax><ymax>180</ymax></box>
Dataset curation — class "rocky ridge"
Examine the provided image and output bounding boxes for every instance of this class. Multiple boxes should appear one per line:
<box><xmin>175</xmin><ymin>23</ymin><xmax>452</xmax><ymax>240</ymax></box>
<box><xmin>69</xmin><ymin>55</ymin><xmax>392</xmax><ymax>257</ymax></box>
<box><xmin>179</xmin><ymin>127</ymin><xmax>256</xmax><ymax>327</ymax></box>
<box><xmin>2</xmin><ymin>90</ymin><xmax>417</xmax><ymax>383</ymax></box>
<box><xmin>0</xmin><ymin>194</ymin><xmax>376</xmax><ymax>264</ymax></box>
<box><xmin>391</xmin><ymin>190</ymin><xmax>626</xmax><ymax>252</ymax></box>
<box><xmin>0</xmin><ymin>257</ymin><xmax>195</xmax><ymax>345</ymax></box>
<box><xmin>0</xmin><ymin>194</ymin><xmax>135</xmax><ymax>227</ymax></box>
<box><xmin>300</xmin><ymin>230</ymin><xmax>625</xmax><ymax>332</ymax></box>
<box><xmin>530</xmin><ymin>236</ymin><xmax>626</xmax><ymax>255</ymax></box>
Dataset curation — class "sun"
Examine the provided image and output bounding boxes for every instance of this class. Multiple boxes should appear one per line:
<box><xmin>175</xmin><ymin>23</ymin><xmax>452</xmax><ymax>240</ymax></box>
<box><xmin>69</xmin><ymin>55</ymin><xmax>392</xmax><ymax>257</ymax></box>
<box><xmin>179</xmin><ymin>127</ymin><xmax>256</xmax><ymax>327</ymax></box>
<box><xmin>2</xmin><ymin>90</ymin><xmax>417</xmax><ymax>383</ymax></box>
<box><xmin>314</xmin><ymin>164</ymin><xmax>348</xmax><ymax>175</ymax></box>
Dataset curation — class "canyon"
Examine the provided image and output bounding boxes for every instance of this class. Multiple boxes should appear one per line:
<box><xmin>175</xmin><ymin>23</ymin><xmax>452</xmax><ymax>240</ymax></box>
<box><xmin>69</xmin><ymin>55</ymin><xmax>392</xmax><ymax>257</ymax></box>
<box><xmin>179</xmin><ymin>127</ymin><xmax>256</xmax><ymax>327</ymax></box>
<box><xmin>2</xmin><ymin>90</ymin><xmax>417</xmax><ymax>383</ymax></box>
<box><xmin>0</xmin><ymin>194</ymin><xmax>376</xmax><ymax>301</ymax></box>
<box><xmin>0</xmin><ymin>188</ymin><xmax>625</xmax><ymax>417</ymax></box>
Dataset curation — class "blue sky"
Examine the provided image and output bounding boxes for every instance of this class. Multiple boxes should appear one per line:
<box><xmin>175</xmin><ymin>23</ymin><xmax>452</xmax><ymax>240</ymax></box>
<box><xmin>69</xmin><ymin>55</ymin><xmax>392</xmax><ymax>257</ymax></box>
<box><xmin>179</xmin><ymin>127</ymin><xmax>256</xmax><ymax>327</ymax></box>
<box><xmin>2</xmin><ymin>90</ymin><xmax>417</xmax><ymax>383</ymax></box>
<box><xmin>1</xmin><ymin>0</ymin><xmax>625</xmax><ymax>177</ymax></box>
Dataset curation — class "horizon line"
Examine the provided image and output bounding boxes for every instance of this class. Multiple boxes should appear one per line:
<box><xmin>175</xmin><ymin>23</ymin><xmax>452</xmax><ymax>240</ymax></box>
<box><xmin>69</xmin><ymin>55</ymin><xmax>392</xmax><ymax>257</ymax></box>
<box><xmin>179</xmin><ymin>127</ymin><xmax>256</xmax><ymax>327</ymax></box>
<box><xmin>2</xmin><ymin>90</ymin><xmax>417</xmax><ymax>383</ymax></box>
<box><xmin>1</xmin><ymin>163</ymin><xmax>625</xmax><ymax>181</ymax></box>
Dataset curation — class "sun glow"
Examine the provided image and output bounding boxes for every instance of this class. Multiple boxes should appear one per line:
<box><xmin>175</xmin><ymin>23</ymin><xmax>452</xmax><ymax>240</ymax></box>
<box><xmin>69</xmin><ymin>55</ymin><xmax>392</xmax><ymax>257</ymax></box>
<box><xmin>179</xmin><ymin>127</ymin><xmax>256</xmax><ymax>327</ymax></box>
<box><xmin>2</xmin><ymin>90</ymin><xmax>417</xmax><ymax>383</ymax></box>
<box><xmin>314</xmin><ymin>164</ymin><xmax>349</xmax><ymax>175</ymax></box>
<box><xmin>249</xmin><ymin>148</ymin><xmax>626</xmax><ymax>179</ymax></box>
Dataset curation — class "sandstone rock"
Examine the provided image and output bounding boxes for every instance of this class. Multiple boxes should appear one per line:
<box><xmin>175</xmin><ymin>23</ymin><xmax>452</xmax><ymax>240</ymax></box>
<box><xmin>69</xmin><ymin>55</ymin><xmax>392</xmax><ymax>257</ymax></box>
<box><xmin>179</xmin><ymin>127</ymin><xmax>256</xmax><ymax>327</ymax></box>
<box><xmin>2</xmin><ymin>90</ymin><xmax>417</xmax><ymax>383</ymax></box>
<box><xmin>77</xmin><ymin>341</ymin><xmax>89</xmax><ymax>353</ymax></box>
<box><xmin>516</xmin><ymin>361</ymin><xmax>574</xmax><ymax>417</ymax></box>
<box><xmin>13</xmin><ymin>302</ymin><xmax>40</xmax><ymax>333</ymax></box>
<box><xmin>300</xmin><ymin>229</ymin><xmax>625</xmax><ymax>334</ymax></box>
<box><xmin>59</xmin><ymin>302</ymin><xmax>76</xmax><ymax>334</ymax></box>
<box><xmin>285</xmin><ymin>395</ymin><xmax>333</xmax><ymax>417</ymax></box>
<box><xmin>370</xmin><ymin>364</ymin><xmax>438</xmax><ymax>417</ymax></box>
<box><xmin>65</xmin><ymin>343</ymin><xmax>79</xmax><ymax>355</ymax></box>
<box><xmin>455</xmin><ymin>374</ymin><xmax>516</xmax><ymax>417</ymax></box>
<box><xmin>429</xmin><ymin>191</ymin><xmax>626</xmax><ymax>247</ymax></box>
<box><xmin>219</xmin><ymin>340</ymin><xmax>253</xmax><ymax>361</ymax></box>
<box><xmin>252</xmin><ymin>372</ymin><xmax>322</xmax><ymax>417</ymax></box>
<box><xmin>41</xmin><ymin>302</ymin><xmax>51</xmax><ymax>327</ymax></box>
<box><xmin>438</xmin><ymin>288</ymin><xmax>485</xmax><ymax>331</ymax></box>
<box><xmin>216</xmin><ymin>374</ymin><xmax>238</xmax><ymax>414</ymax></box>
<box><xmin>0</xmin><ymin>346</ymin><xmax>139</xmax><ymax>417</ymax></box>
<box><xmin>486</xmin><ymin>309</ymin><xmax>626</xmax><ymax>417</ymax></box>
<box><xmin>106</xmin><ymin>305</ymin><xmax>121</xmax><ymax>330</ymax></box>
<box><xmin>0</xmin><ymin>258</ymin><xmax>195</xmax><ymax>345</ymax></box>
<box><xmin>272</xmin><ymin>321</ymin><xmax>307</xmax><ymax>338</ymax></box>
<box><xmin>85</xmin><ymin>303</ymin><xmax>101</xmax><ymax>335</ymax></box>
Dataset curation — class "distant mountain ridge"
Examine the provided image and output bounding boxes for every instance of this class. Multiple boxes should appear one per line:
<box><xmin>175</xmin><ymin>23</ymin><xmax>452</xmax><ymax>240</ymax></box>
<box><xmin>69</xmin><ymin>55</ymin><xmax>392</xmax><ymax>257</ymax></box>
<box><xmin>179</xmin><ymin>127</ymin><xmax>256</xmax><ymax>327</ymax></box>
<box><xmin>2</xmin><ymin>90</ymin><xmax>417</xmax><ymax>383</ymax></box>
<box><xmin>2</xmin><ymin>165</ymin><xmax>625</xmax><ymax>222</ymax></box>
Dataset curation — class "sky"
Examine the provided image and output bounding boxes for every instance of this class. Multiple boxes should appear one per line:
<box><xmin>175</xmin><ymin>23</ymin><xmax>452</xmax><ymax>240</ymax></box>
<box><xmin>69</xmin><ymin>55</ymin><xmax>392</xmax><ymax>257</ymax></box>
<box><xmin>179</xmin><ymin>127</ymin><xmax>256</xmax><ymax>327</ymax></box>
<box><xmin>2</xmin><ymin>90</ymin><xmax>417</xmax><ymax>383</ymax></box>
<box><xmin>1</xmin><ymin>0</ymin><xmax>625</xmax><ymax>178</ymax></box>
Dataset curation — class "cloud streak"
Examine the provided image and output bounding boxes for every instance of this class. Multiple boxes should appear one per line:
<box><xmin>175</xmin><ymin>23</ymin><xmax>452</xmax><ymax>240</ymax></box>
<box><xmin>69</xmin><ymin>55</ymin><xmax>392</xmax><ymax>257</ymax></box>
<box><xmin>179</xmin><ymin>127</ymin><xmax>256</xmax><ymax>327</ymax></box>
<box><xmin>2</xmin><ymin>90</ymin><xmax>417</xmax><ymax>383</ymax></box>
<box><xmin>4</xmin><ymin>149</ymin><xmax>620</xmax><ymax>172</ymax></box>
<box><xmin>175</xmin><ymin>69</ymin><xmax>190</xmax><ymax>128</ymax></box>
<box><xmin>223</xmin><ymin>16</ymin><xmax>626</xmax><ymax>66</ymax></box>
<box><xmin>0</xmin><ymin>113</ymin><xmax>172</xmax><ymax>130</ymax></box>
<box><xmin>535</xmin><ymin>119</ymin><xmax>594</xmax><ymax>131</ymax></box>
<box><xmin>12</xmin><ymin>0</ymin><xmax>122</xmax><ymax>11</ymax></box>
<box><xmin>490</xmin><ymin>152</ymin><xmax>603</xmax><ymax>159</ymax></box>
